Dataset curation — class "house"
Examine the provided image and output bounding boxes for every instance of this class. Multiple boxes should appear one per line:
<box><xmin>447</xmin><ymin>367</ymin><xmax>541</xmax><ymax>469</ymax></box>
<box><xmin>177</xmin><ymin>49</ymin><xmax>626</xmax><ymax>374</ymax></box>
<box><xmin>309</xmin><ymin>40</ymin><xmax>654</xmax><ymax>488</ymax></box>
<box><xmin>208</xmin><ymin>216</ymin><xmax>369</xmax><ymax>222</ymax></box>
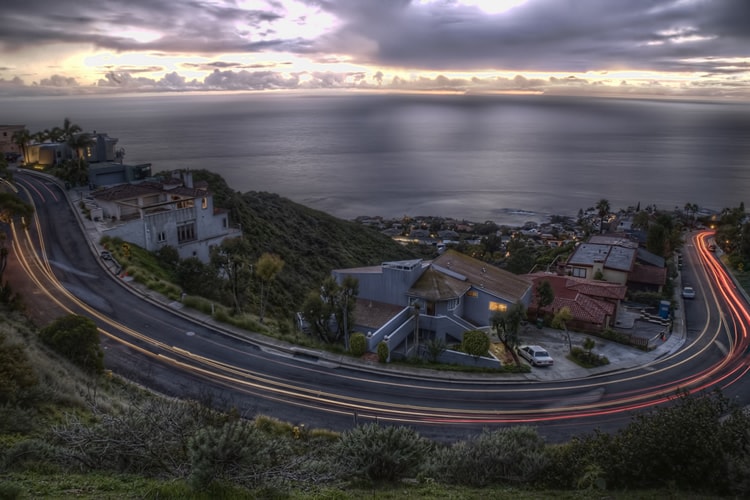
<box><xmin>89</xmin><ymin>162</ymin><xmax>152</xmax><ymax>188</ymax></box>
<box><xmin>565</xmin><ymin>235</ymin><xmax>667</xmax><ymax>292</ymax></box>
<box><xmin>0</xmin><ymin>125</ymin><xmax>26</xmax><ymax>157</ymax></box>
<box><xmin>526</xmin><ymin>273</ymin><xmax>627</xmax><ymax>333</ymax></box>
<box><xmin>331</xmin><ymin>249</ymin><xmax>532</xmax><ymax>359</ymax></box>
<box><xmin>26</xmin><ymin>131</ymin><xmax>119</xmax><ymax>167</ymax></box>
<box><xmin>91</xmin><ymin>170</ymin><xmax>240</xmax><ymax>262</ymax></box>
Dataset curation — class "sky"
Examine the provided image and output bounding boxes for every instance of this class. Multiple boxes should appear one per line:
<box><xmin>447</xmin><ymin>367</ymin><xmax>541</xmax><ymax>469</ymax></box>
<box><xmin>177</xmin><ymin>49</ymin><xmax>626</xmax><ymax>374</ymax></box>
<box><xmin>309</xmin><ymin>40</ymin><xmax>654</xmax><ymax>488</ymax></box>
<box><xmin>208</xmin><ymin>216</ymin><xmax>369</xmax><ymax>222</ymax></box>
<box><xmin>1</xmin><ymin>0</ymin><xmax>749</xmax><ymax>98</ymax></box>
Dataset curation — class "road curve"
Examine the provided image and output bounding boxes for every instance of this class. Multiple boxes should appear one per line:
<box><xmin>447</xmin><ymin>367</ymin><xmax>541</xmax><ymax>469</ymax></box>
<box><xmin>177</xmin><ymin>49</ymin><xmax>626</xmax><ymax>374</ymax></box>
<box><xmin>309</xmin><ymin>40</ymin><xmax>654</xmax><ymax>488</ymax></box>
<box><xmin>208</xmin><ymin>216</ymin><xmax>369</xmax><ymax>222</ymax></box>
<box><xmin>7</xmin><ymin>170</ymin><xmax>750</xmax><ymax>443</ymax></box>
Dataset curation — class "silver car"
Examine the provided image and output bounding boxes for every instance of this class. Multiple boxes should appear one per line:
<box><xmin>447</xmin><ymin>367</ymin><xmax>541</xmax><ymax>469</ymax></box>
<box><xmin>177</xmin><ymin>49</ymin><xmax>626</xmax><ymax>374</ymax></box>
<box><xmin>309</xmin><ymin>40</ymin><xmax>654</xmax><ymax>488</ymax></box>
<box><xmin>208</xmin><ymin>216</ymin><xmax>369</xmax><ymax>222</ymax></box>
<box><xmin>518</xmin><ymin>345</ymin><xmax>554</xmax><ymax>367</ymax></box>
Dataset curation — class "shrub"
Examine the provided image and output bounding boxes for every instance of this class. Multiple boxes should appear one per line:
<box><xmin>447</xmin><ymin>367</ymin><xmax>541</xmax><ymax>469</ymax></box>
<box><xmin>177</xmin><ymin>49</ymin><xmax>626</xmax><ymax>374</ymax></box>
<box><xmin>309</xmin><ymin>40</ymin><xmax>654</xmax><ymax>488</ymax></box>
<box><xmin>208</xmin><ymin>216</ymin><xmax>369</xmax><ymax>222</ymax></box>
<box><xmin>39</xmin><ymin>314</ymin><xmax>104</xmax><ymax>375</ymax></box>
<box><xmin>429</xmin><ymin>427</ymin><xmax>547</xmax><ymax>487</ymax></box>
<box><xmin>569</xmin><ymin>347</ymin><xmax>609</xmax><ymax>368</ymax></box>
<box><xmin>377</xmin><ymin>341</ymin><xmax>389</xmax><ymax>363</ymax></box>
<box><xmin>333</xmin><ymin>423</ymin><xmax>431</xmax><ymax>482</ymax></box>
<box><xmin>349</xmin><ymin>332</ymin><xmax>367</xmax><ymax>357</ymax></box>
<box><xmin>188</xmin><ymin>420</ymin><xmax>273</xmax><ymax>490</ymax></box>
<box><xmin>461</xmin><ymin>330</ymin><xmax>490</xmax><ymax>358</ymax></box>
<box><xmin>0</xmin><ymin>331</ymin><xmax>38</xmax><ymax>404</ymax></box>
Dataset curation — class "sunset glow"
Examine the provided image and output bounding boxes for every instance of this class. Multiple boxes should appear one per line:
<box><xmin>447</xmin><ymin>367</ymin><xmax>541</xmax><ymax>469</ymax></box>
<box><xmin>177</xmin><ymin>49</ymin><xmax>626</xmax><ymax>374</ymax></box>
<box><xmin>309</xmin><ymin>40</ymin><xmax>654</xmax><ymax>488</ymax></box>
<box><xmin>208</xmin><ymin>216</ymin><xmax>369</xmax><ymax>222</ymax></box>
<box><xmin>0</xmin><ymin>0</ymin><xmax>748</xmax><ymax>98</ymax></box>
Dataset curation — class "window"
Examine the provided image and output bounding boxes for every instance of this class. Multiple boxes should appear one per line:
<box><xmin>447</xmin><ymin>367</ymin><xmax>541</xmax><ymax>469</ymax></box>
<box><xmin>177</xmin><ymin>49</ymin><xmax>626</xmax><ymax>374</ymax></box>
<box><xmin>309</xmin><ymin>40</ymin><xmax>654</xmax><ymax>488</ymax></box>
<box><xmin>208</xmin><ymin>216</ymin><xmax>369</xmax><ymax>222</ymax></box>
<box><xmin>157</xmin><ymin>231</ymin><xmax>166</xmax><ymax>243</ymax></box>
<box><xmin>177</xmin><ymin>223</ymin><xmax>196</xmax><ymax>243</ymax></box>
<box><xmin>571</xmin><ymin>267</ymin><xmax>587</xmax><ymax>278</ymax></box>
<box><xmin>447</xmin><ymin>298</ymin><xmax>459</xmax><ymax>311</ymax></box>
<box><xmin>202</xmin><ymin>197</ymin><xmax>208</xmax><ymax>209</ymax></box>
<box><xmin>489</xmin><ymin>302</ymin><xmax>507</xmax><ymax>312</ymax></box>
<box><xmin>222</xmin><ymin>217</ymin><xmax>227</xmax><ymax>228</ymax></box>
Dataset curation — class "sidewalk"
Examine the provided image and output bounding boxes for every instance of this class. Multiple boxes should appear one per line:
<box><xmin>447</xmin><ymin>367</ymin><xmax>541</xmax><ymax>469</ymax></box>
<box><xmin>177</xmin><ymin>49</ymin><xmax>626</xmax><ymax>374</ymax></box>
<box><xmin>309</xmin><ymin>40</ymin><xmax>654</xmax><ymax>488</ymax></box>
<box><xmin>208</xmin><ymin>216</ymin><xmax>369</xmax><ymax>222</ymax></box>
<box><xmin>60</xmin><ymin>179</ymin><xmax>686</xmax><ymax>383</ymax></box>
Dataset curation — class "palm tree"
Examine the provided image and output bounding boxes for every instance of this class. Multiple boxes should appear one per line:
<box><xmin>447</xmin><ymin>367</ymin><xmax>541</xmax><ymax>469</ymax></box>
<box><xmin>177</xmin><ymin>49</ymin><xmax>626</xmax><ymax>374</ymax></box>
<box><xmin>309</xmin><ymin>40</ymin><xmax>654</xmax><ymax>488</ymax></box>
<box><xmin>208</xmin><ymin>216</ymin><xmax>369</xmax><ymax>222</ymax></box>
<box><xmin>596</xmin><ymin>198</ymin><xmax>610</xmax><ymax>234</ymax></box>
<box><xmin>66</xmin><ymin>133</ymin><xmax>95</xmax><ymax>185</ymax></box>
<box><xmin>31</xmin><ymin>130</ymin><xmax>47</xmax><ymax>144</ymax></box>
<box><xmin>61</xmin><ymin>117</ymin><xmax>82</xmax><ymax>141</ymax></box>
<box><xmin>46</xmin><ymin>126</ymin><xmax>65</xmax><ymax>143</ymax></box>
<box><xmin>11</xmin><ymin>128</ymin><xmax>31</xmax><ymax>164</ymax></box>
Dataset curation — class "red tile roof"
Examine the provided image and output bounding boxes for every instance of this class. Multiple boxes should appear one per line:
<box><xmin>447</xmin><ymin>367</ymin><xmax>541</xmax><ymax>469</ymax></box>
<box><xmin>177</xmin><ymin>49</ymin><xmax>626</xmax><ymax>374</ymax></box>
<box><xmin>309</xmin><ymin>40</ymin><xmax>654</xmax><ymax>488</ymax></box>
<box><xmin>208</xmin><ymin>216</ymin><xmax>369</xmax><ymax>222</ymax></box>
<box><xmin>527</xmin><ymin>273</ymin><xmax>624</xmax><ymax>326</ymax></box>
<box><xmin>628</xmin><ymin>263</ymin><xmax>667</xmax><ymax>286</ymax></box>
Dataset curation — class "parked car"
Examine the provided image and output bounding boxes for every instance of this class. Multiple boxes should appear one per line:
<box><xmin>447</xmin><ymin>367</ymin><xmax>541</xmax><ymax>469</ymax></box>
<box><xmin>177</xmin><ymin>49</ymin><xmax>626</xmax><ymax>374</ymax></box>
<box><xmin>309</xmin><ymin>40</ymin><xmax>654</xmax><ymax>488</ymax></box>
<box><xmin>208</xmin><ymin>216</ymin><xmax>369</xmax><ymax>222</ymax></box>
<box><xmin>100</xmin><ymin>250</ymin><xmax>113</xmax><ymax>261</ymax></box>
<box><xmin>517</xmin><ymin>345</ymin><xmax>554</xmax><ymax>367</ymax></box>
<box><xmin>682</xmin><ymin>286</ymin><xmax>696</xmax><ymax>299</ymax></box>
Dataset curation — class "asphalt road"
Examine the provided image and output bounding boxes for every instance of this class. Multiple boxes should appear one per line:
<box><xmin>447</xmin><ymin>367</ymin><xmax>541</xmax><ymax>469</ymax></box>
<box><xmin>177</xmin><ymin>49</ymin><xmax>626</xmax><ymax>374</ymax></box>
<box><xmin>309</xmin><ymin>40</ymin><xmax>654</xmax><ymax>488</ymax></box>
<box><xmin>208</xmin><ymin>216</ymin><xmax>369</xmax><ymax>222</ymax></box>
<box><xmin>7</xmin><ymin>170</ymin><xmax>750</xmax><ymax>444</ymax></box>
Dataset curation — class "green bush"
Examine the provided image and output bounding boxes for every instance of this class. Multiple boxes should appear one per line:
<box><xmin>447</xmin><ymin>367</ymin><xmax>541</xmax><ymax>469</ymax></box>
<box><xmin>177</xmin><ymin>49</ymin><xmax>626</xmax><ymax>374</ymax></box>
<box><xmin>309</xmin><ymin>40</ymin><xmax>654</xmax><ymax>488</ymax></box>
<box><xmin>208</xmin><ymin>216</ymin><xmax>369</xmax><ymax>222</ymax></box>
<box><xmin>0</xmin><ymin>331</ymin><xmax>38</xmax><ymax>404</ymax></box>
<box><xmin>569</xmin><ymin>347</ymin><xmax>609</xmax><ymax>368</ymax></box>
<box><xmin>188</xmin><ymin>420</ymin><xmax>273</xmax><ymax>490</ymax></box>
<box><xmin>39</xmin><ymin>315</ymin><xmax>104</xmax><ymax>375</ymax></box>
<box><xmin>333</xmin><ymin>423</ymin><xmax>431</xmax><ymax>483</ymax></box>
<box><xmin>350</xmin><ymin>332</ymin><xmax>367</xmax><ymax>357</ymax></box>
<box><xmin>461</xmin><ymin>330</ymin><xmax>490</xmax><ymax>358</ymax></box>
<box><xmin>428</xmin><ymin>427</ymin><xmax>547</xmax><ymax>487</ymax></box>
<box><xmin>377</xmin><ymin>341</ymin><xmax>389</xmax><ymax>363</ymax></box>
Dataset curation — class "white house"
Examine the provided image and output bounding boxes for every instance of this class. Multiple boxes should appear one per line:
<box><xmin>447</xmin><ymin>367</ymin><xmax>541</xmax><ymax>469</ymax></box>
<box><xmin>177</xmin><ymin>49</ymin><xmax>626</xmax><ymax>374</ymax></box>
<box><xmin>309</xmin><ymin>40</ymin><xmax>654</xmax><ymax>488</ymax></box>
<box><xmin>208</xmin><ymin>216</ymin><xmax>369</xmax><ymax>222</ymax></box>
<box><xmin>92</xmin><ymin>171</ymin><xmax>240</xmax><ymax>262</ymax></box>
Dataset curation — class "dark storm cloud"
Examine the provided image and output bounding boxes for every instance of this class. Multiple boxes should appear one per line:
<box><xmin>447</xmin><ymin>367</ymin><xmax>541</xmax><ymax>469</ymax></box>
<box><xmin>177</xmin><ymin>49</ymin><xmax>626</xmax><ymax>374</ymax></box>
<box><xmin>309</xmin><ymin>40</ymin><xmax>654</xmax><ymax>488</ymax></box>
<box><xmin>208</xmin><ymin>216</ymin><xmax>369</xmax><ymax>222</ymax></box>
<box><xmin>0</xmin><ymin>0</ymin><xmax>285</xmax><ymax>54</ymax></box>
<box><xmin>1</xmin><ymin>0</ymin><xmax>747</xmax><ymax>75</ymax></box>
<box><xmin>310</xmin><ymin>0</ymin><xmax>750</xmax><ymax>74</ymax></box>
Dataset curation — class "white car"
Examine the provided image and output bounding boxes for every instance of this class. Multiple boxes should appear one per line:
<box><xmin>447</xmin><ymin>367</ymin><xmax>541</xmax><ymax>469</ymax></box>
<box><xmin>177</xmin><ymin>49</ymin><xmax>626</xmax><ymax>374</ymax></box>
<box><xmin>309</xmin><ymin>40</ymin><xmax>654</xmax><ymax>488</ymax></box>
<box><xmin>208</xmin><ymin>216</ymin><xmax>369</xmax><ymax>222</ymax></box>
<box><xmin>517</xmin><ymin>345</ymin><xmax>554</xmax><ymax>367</ymax></box>
<box><xmin>682</xmin><ymin>286</ymin><xmax>696</xmax><ymax>299</ymax></box>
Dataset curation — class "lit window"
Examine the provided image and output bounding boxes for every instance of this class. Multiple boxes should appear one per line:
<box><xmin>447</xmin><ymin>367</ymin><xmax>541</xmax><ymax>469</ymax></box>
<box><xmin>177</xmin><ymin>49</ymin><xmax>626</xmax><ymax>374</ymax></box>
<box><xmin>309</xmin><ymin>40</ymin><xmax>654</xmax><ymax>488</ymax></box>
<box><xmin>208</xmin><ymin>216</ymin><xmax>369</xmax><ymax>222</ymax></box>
<box><xmin>489</xmin><ymin>302</ymin><xmax>507</xmax><ymax>312</ymax></box>
<box><xmin>202</xmin><ymin>197</ymin><xmax>208</xmax><ymax>209</ymax></box>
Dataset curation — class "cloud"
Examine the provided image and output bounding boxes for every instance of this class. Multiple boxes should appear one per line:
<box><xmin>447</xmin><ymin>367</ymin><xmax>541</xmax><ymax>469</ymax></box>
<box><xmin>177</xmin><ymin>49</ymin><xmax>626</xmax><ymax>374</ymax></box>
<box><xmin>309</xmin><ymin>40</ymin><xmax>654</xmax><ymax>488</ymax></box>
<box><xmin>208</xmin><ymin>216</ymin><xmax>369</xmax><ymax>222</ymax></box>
<box><xmin>0</xmin><ymin>0</ymin><xmax>748</xmax><ymax>97</ymax></box>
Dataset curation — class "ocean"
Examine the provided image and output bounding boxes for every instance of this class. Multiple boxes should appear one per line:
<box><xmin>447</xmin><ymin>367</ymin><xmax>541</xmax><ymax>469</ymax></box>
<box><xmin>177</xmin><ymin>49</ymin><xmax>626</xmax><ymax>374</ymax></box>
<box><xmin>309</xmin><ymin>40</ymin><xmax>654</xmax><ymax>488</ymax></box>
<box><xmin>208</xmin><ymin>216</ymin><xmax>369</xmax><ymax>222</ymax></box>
<box><xmin>3</xmin><ymin>91</ymin><xmax>749</xmax><ymax>225</ymax></box>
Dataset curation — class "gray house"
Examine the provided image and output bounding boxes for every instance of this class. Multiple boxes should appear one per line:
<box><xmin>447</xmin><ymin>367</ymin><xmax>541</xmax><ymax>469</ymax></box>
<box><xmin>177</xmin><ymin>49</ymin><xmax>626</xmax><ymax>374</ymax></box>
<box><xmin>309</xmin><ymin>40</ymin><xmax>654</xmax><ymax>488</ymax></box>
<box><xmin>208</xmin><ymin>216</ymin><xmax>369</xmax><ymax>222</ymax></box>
<box><xmin>91</xmin><ymin>171</ymin><xmax>240</xmax><ymax>262</ymax></box>
<box><xmin>332</xmin><ymin>249</ymin><xmax>533</xmax><ymax>359</ymax></box>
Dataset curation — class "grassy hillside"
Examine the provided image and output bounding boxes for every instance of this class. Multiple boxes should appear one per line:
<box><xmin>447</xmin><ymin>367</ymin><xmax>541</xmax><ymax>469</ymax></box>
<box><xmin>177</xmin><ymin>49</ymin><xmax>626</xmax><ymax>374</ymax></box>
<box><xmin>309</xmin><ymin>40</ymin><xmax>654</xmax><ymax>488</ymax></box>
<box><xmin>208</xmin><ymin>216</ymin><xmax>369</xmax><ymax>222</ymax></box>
<box><xmin>0</xmin><ymin>303</ymin><xmax>740</xmax><ymax>499</ymax></box>
<box><xmin>191</xmin><ymin>169</ymin><xmax>422</xmax><ymax>317</ymax></box>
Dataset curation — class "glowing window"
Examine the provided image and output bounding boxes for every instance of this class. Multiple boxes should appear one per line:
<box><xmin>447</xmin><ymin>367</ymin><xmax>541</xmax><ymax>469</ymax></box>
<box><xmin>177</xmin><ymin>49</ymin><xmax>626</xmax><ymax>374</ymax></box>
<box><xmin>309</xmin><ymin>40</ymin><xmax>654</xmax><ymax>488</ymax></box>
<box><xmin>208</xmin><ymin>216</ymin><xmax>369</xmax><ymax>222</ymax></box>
<box><xmin>489</xmin><ymin>302</ymin><xmax>507</xmax><ymax>312</ymax></box>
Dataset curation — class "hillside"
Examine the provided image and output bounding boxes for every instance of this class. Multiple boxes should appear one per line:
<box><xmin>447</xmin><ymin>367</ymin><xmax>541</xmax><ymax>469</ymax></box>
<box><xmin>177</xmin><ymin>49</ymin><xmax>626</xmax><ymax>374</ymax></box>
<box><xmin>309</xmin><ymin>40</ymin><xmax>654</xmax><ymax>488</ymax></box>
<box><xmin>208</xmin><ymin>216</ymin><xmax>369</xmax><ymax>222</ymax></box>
<box><xmin>191</xmin><ymin>170</ymin><xmax>422</xmax><ymax>316</ymax></box>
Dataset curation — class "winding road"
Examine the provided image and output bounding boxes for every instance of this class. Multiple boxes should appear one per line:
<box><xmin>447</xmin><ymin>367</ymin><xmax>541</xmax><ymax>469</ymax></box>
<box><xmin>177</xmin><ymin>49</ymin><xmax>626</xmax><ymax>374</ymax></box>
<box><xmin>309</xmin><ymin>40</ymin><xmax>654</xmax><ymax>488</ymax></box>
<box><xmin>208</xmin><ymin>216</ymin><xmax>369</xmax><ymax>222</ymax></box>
<box><xmin>6</xmin><ymin>170</ymin><xmax>750</xmax><ymax>443</ymax></box>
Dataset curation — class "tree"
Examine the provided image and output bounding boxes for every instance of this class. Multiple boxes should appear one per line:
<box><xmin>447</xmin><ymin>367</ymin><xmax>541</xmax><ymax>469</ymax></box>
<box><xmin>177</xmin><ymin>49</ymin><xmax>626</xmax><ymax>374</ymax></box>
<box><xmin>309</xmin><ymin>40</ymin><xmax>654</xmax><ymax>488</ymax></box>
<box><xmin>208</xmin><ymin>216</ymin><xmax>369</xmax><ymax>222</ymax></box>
<box><xmin>632</xmin><ymin>210</ymin><xmax>650</xmax><ymax>230</ymax></box>
<box><xmin>596</xmin><ymin>198</ymin><xmax>610</xmax><ymax>234</ymax></box>
<box><xmin>61</xmin><ymin>117</ymin><xmax>83</xmax><ymax>142</ymax></box>
<box><xmin>335</xmin><ymin>275</ymin><xmax>358</xmax><ymax>350</ymax></box>
<box><xmin>255</xmin><ymin>252</ymin><xmax>284</xmax><ymax>323</ymax></box>
<box><xmin>551</xmin><ymin>306</ymin><xmax>573</xmax><ymax>352</ymax></box>
<box><xmin>534</xmin><ymin>280</ymin><xmax>554</xmax><ymax>323</ymax></box>
<box><xmin>461</xmin><ymin>330</ymin><xmax>490</xmax><ymax>358</ymax></box>
<box><xmin>0</xmin><ymin>331</ymin><xmax>38</xmax><ymax>404</ymax></box>
<box><xmin>11</xmin><ymin>128</ymin><xmax>31</xmax><ymax>163</ymax></box>
<box><xmin>66</xmin><ymin>133</ymin><xmax>95</xmax><ymax>185</ymax></box>
<box><xmin>210</xmin><ymin>237</ymin><xmax>253</xmax><ymax>314</ymax></box>
<box><xmin>301</xmin><ymin>275</ymin><xmax>339</xmax><ymax>343</ymax></box>
<box><xmin>39</xmin><ymin>314</ymin><xmax>104</xmax><ymax>374</ymax></box>
<box><xmin>504</xmin><ymin>237</ymin><xmax>537</xmax><ymax>274</ymax></box>
<box><xmin>491</xmin><ymin>302</ymin><xmax>526</xmax><ymax>365</ymax></box>
<box><xmin>0</xmin><ymin>192</ymin><xmax>34</xmax><ymax>224</ymax></box>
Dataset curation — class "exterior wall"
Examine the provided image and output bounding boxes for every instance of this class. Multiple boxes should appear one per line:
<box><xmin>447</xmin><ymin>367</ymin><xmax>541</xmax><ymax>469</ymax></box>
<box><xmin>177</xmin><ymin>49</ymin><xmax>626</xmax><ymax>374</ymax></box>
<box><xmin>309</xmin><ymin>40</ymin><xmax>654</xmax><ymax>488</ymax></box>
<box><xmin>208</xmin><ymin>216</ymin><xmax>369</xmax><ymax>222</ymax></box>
<box><xmin>462</xmin><ymin>286</ymin><xmax>532</xmax><ymax>327</ymax></box>
<box><xmin>335</xmin><ymin>262</ymin><xmax>425</xmax><ymax>307</ymax></box>
<box><xmin>96</xmin><ymin>188</ymin><xmax>236</xmax><ymax>264</ymax></box>
<box><xmin>102</xmin><ymin>220</ymin><xmax>148</xmax><ymax>249</ymax></box>
<box><xmin>0</xmin><ymin>126</ymin><xmax>25</xmax><ymax>155</ymax></box>
<box><xmin>84</xmin><ymin>134</ymin><xmax>118</xmax><ymax>163</ymax></box>
<box><xmin>602</xmin><ymin>269</ymin><xmax>628</xmax><ymax>284</ymax></box>
<box><xmin>27</xmin><ymin>143</ymin><xmax>67</xmax><ymax>166</ymax></box>
<box><xmin>89</xmin><ymin>163</ymin><xmax>152</xmax><ymax>188</ymax></box>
